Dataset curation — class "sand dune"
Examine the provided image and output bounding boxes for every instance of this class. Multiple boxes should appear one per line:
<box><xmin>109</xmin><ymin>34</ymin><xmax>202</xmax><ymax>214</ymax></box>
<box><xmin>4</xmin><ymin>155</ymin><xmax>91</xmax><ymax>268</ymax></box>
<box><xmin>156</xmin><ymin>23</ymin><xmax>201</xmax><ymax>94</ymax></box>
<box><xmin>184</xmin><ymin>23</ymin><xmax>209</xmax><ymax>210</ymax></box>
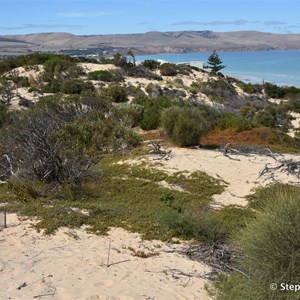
<box><xmin>1</xmin><ymin>146</ymin><xmax>300</xmax><ymax>299</ymax></box>
<box><xmin>136</xmin><ymin>146</ymin><xmax>300</xmax><ymax>207</ymax></box>
<box><xmin>0</xmin><ymin>214</ymin><xmax>211</xmax><ymax>300</ymax></box>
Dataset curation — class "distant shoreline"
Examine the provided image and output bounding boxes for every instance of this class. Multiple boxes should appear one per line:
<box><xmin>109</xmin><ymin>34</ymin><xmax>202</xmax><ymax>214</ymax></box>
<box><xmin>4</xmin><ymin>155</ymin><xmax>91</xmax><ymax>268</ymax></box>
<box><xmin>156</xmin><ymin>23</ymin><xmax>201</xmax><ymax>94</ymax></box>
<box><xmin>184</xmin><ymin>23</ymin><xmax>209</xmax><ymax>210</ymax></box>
<box><xmin>136</xmin><ymin>49</ymin><xmax>300</xmax><ymax>88</ymax></box>
<box><xmin>1</xmin><ymin>30</ymin><xmax>300</xmax><ymax>57</ymax></box>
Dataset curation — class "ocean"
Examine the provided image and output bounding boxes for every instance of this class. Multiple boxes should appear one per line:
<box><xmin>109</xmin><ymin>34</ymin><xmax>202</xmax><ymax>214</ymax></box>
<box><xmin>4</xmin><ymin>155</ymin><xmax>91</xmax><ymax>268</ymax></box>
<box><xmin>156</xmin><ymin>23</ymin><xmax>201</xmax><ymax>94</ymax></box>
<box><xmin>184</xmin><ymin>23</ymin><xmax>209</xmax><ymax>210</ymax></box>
<box><xmin>136</xmin><ymin>50</ymin><xmax>300</xmax><ymax>88</ymax></box>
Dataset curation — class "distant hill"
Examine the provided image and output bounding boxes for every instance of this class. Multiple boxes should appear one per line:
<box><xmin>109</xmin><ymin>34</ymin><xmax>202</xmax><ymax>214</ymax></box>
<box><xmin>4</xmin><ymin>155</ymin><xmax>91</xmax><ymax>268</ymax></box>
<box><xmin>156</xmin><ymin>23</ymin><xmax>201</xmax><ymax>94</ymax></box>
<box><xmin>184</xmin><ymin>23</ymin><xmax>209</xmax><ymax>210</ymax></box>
<box><xmin>1</xmin><ymin>30</ymin><xmax>300</xmax><ymax>56</ymax></box>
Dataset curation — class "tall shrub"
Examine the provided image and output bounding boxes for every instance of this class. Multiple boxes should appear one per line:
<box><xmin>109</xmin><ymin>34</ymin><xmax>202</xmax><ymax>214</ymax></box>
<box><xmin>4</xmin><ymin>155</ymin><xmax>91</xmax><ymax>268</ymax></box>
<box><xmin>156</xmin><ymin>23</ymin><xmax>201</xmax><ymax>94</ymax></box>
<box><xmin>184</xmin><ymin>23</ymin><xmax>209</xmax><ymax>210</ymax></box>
<box><xmin>162</xmin><ymin>106</ymin><xmax>209</xmax><ymax>146</ymax></box>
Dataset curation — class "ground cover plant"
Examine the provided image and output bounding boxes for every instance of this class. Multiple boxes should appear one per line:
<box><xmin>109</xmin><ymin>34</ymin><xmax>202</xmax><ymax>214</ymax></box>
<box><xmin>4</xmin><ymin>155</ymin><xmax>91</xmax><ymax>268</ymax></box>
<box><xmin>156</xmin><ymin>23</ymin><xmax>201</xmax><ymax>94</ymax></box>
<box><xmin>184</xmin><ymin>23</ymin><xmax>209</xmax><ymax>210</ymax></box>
<box><xmin>0</xmin><ymin>155</ymin><xmax>228</xmax><ymax>241</ymax></box>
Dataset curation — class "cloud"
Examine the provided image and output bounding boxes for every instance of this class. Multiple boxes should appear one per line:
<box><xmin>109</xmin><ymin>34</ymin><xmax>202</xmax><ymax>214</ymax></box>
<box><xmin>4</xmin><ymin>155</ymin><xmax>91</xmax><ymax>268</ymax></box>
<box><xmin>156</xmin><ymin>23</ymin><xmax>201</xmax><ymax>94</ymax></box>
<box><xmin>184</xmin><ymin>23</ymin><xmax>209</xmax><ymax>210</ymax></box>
<box><xmin>263</xmin><ymin>21</ymin><xmax>288</xmax><ymax>26</ymax></box>
<box><xmin>57</xmin><ymin>12</ymin><xmax>112</xmax><ymax>18</ymax></box>
<box><xmin>171</xmin><ymin>19</ymin><xmax>260</xmax><ymax>26</ymax></box>
<box><xmin>0</xmin><ymin>24</ymin><xmax>81</xmax><ymax>30</ymax></box>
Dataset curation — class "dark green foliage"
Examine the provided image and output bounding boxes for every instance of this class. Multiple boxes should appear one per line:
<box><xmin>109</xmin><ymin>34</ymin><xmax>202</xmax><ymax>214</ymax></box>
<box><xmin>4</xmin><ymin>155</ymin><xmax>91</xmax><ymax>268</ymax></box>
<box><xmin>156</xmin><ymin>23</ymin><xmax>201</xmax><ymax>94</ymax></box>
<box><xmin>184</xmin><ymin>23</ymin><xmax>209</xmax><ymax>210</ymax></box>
<box><xmin>133</xmin><ymin>95</ymin><xmax>173</xmax><ymax>130</ymax></box>
<box><xmin>106</xmin><ymin>84</ymin><xmax>127</xmax><ymax>102</ymax></box>
<box><xmin>214</xmin><ymin>113</ymin><xmax>254</xmax><ymax>132</ymax></box>
<box><xmin>161</xmin><ymin>106</ymin><xmax>210</xmax><ymax>146</ymax></box>
<box><xmin>41</xmin><ymin>80</ymin><xmax>61</xmax><ymax>93</ymax></box>
<box><xmin>0</xmin><ymin>103</ymin><xmax>9</xmax><ymax>128</ymax></box>
<box><xmin>0</xmin><ymin>53</ymin><xmax>75</xmax><ymax>75</ymax></box>
<box><xmin>41</xmin><ymin>56</ymin><xmax>85</xmax><ymax>93</ymax></box>
<box><xmin>207</xmin><ymin>50</ymin><xmax>225</xmax><ymax>74</ymax></box>
<box><xmin>42</xmin><ymin>57</ymin><xmax>72</xmax><ymax>82</ymax></box>
<box><xmin>264</xmin><ymin>82</ymin><xmax>287</xmax><ymax>98</ymax></box>
<box><xmin>160</xmin><ymin>63</ymin><xmax>177</xmax><ymax>76</ymax></box>
<box><xmin>264</xmin><ymin>82</ymin><xmax>300</xmax><ymax>99</ymax></box>
<box><xmin>141</xmin><ymin>59</ymin><xmax>161</xmax><ymax>70</ymax></box>
<box><xmin>238</xmin><ymin>82</ymin><xmax>263</xmax><ymax>94</ymax></box>
<box><xmin>88</xmin><ymin>70</ymin><xmax>113</xmax><ymax>82</ymax></box>
<box><xmin>60</xmin><ymin>79</ymin><xmax>95</xmax><ymax>94</ymax></box>
<box><xmin>6</xmin><ymin>76</ymin><xmax>30</xmax><ymax>88</ymax></box>
<box><xmin>253</xmin><ymin>109</ymin><xmax>276</xmax><ymax>127</ymax></box>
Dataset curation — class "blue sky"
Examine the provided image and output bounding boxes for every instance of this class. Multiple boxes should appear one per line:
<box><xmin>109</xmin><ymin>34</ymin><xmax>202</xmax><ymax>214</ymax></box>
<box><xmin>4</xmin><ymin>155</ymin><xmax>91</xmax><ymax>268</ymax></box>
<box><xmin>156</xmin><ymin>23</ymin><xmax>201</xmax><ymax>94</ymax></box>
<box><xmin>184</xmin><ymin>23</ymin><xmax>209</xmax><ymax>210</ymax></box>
<box><xmin>0</xmin><ymin>0</ymin><xmax>299</xmax><ymax>36</ymax></box>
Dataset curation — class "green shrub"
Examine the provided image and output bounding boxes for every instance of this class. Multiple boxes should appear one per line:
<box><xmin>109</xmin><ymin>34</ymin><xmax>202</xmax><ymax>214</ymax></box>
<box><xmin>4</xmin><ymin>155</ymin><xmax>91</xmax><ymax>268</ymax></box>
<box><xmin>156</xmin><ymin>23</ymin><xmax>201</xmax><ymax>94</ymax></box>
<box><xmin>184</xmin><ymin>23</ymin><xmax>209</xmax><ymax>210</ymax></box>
<box><xmin>162</xmin><ymin>106</ymin><xmax>210</xmax><ymax>146</ymax></box>
<box><xmin>114</xmin><ymin>103</ymin><xmax>144</xmax><ymax>127</ymax></box>
<box><xmin>41</xmin><ymin>80</ymin><xmax>61</xmax><ymax>93</ymax></box>
<box><xmin>200</xmin><ymin>78</ymin><xmax>238</xmax><ymax>103</ymax></box>
<box><xmin>264</xmin><ymin>82</ymin><xmax>286</xmax><ymax>98</ymax></box>
<box><xmin>0</xmin><ymin>103</ymin><xmax>8</xmax><ymax>128</ymax></box>
<box><xmin>253</xmin><ymin>110</ymin><xmax>276</xmax><ymax>128</ymax></box>
<box><xmin>214</xmin><ymin>113</ymin><xmax>254</xmax><ymax>132</ymax></box>
<box><xmin>133</xmin><ymin>96</ymin><xmax>173</xmax><ymax>130</ymax></box>
<box><xmin>60</xmin><ymin>79</ymin><xmax>94</xmax><ymax>94</ymax></box>
<box><xmin>106</xmin><ymin>84</ymin><xmax>127</xmax><ymax>103</ymax></box>
<box><xmin>189</xmin><ymin>81</ymin><xmax>202</xmax><ymax>94</ymax></box>
<box><xmin>141</xmin><ymin>59</ymin><xmax>161</xmax><ymax>70</ymax></box>
<box><xmin>160</xmin><ymin>208</ymin><xmax>226</xmax><ymax>244</ymax></box>
<box><xmin>8</xmin><ymin>76</ymin><xmax>30</xmax><ymax>88</ymax></box>
<box><xmin>88</xmin><ymin>70</ymin><xmax>113</xmax><ymax>82</ymax></box>
<box><xmin>215</xmin><ymin>184</ymin><xmax>300</xmax><ymax>300</ymax></box>
<box><xmin>238</xmin><ymin>83</ymin><xmax>263</xmax><ymax>94</ymax></box>
<box><xmin>160</xmin><ymin>63</ymin><xmax>177</xmax><ymax>76</ymax></box>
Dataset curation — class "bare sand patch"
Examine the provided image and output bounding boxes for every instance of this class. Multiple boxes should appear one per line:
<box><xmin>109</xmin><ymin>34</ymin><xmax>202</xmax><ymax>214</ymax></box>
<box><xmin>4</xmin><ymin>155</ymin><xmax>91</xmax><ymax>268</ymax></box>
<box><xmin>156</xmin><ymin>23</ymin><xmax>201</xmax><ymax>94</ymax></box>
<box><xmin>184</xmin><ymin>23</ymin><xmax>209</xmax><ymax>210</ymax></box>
<box><xmin>0</xmin><ymin>214</ymin><xmax>211</xmax><ymax>300</ymax></box>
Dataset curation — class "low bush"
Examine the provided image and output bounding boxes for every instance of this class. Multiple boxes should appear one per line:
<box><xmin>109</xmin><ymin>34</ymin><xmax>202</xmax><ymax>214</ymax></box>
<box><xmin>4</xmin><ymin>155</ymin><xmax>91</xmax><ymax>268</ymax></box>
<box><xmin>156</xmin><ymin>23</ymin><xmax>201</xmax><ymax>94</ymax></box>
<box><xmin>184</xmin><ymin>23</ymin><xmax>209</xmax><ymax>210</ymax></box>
<box><xmin>60</xmin><ymin>79</ymin><xmax>95</xmax><ymax>94</ymax></box>
<box><xmin>114</xmin><ymin>103</ymin><xmax>144</xmax><ymax>127</ymax></box>
<box><xmin>214</xmin><ymin>113</ymin><xmax>254</xmax><ymax>132</ymax></box>
<box><xmin>106</xmin><ymin>84</ymin><xmax>127</xmax><ymax>103</ymax></box>
<box><xmin>253</xmin><ymin>109</ymin><xmax>276</xmax><ymax>128</ymax></box>
<box><xmin>200</xmin><ymin>78</ymin><xmax>239</xmax><ymax>104</ymax></box>
<box><xmin>160</xmin><ymin>63</ymin><xmax>177</xmax><ymax>76</ymax></box>
<box><xmin>88</xmin><ymin>70</ymin><xmax>113</xmax><ymax>82</ymax></box>
<box><xmin>133</xmin><ymin>95</ymin><xmax>173</xmax><ymax>130</ymax></box>
<box><xmin>264</xmin><ymin>82</ymin><xmax>287</xmax><ymax>98</ymax></box>
<box><xmin>141</xmin><ymin>59</ymin><xmax>161</xmax><ymax>70</ymax></box>
<box><xmin>161</xmin><ymin>106</ymin><xmax>210</xmax><ymax>146</ymax></box>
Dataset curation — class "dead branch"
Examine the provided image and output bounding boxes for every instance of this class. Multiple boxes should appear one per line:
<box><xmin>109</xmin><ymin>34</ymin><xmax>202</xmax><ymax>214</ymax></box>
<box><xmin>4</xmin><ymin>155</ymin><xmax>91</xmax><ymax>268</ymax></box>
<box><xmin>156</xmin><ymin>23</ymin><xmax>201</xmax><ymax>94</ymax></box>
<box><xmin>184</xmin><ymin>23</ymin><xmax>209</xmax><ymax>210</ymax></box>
<box><xmin>148</xmin><ymin>141</ymin><xmax>172</xmax><ymax>160</ymax></box>
<box><xmin>258</xmin><ymin>158</ymin><xmax>300</xmax><ymax>182</ymax></box>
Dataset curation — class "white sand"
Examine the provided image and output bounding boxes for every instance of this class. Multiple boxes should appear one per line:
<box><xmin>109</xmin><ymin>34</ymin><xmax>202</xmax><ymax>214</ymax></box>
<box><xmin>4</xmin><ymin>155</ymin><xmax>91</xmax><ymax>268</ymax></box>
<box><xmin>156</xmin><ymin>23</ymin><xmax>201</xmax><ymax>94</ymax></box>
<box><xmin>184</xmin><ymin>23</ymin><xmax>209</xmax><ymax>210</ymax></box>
<box><xmin>138</xmin><ymin>147</ymin><xmax>300</xmax><ymax>207</ymax></box>
<box><xmin>0</xmin><ymin>214</ymin><xmax>211</xmax><ymax>300</ymax></box>
<box><xmin>78</xmin><ymin>63</ymin><xmax>117</xmax><ymax>73</ymax></box>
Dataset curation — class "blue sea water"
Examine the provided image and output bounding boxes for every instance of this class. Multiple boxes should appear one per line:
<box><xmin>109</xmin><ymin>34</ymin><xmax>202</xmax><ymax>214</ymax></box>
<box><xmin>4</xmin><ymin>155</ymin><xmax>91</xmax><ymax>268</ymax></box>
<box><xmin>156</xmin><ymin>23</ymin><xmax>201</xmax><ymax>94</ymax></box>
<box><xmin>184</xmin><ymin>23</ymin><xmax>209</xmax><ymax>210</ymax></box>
<box><xmin>136</xmin><ymin>50</ymin><xmax>300</xmax><ymax>88</ymax></box>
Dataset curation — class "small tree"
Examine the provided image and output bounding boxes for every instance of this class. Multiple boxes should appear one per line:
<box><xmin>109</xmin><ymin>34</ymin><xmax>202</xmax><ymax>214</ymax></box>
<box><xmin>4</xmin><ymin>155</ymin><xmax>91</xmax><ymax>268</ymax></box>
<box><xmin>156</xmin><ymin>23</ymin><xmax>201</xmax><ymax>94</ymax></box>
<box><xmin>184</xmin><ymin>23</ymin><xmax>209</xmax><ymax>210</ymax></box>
<box><xmin>0</xmin><ymin>80</ymin><xmax>16</xmax><ymax>106</ymax></box>
<box><xmin>127</xmin><ymin>50</ymin><xmax>136</xmax><ymax>66</ymax></box>
<box><xmin>207</xmin><ymin>50</ymin><xmax>225</xmax><ymax>74</ymax></box>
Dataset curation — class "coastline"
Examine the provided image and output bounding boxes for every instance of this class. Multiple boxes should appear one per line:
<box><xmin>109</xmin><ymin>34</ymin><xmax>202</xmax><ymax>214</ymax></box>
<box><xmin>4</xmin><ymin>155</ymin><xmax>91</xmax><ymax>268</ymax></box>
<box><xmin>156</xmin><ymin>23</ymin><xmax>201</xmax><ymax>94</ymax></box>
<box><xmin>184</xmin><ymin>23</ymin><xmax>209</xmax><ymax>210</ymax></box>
<box><xmin>136</xmin><ymin>49</ymin><xmax>300</xmax><ymax>88</ymax></box>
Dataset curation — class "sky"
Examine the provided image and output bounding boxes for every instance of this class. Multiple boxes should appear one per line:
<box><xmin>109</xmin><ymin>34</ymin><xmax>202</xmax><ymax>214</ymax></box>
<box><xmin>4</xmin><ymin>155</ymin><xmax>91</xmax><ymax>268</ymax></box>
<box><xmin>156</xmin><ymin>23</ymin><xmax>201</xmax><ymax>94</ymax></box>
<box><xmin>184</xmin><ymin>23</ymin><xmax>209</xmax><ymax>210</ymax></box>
<box><xmin>0</xmin><ymin>0</ymin><xmax>299</xmax><ymax>36</ymax></box>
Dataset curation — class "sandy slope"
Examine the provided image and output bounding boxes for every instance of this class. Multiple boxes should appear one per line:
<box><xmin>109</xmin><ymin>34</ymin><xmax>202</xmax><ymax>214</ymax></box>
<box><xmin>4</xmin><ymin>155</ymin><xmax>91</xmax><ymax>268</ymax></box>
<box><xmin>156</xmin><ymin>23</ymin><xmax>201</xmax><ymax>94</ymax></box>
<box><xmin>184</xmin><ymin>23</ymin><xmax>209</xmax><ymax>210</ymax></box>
<box><xmin>0</xmin><ymin>214</ymin><xmax>211</xmax><ymax>300</ymax></box>
<box><xmin>139</xmin><ymin>147</ymin><xmax>300</xmax><ymax>207</ymax></box>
